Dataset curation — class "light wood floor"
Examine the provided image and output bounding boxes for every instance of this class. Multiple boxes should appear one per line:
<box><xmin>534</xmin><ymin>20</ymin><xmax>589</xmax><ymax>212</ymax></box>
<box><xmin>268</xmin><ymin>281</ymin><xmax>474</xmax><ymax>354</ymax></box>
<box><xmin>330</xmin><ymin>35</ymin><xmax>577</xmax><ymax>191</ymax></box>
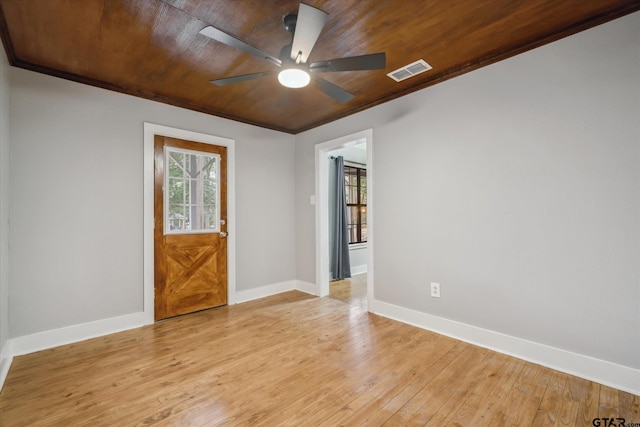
<box><xmin>329</xmin><ymin>273</ymin><xmax>367</xmax><ymax>309</ymax></box>
<box><xmin>1</xmin><ymin>291</ymin><xmax>637</xmax><ymax>426</ymax></box>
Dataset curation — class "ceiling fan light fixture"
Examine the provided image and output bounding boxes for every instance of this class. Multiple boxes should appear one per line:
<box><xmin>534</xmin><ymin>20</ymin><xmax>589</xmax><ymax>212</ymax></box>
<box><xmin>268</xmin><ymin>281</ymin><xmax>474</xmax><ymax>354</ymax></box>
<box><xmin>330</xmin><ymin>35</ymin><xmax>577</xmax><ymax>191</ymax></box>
<box><xmin>278</xmin><ymin>68</ymin><xmax>310</xmax><ymax>88</ymax></box>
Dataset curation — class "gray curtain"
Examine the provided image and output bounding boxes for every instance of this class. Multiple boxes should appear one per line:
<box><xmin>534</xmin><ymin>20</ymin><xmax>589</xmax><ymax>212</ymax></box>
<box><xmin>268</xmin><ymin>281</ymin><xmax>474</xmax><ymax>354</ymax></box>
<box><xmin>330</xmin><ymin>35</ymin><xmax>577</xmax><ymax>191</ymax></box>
<box><xmin>330</xmin><ymin>156</ymin><xmax>351</xmax><ymax>280</ymax></box>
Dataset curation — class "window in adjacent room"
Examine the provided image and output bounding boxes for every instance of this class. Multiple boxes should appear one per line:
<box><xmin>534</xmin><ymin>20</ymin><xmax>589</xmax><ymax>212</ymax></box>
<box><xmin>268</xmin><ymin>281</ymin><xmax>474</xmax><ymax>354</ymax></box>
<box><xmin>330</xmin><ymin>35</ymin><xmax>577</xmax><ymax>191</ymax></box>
<box><xmin>344</xmin><ymin>164</ymin><xmax>367</xmax><ymax>244</ymax></box>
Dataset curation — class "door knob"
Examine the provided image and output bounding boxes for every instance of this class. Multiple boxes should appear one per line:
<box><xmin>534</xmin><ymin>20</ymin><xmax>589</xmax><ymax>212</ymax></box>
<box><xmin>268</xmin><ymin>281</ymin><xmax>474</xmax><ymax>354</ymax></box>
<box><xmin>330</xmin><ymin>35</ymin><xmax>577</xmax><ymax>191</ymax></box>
<box><xmin>220</xmin><ymin>231</ymin><xmax>228</xmax><ymax>238</ymax></box>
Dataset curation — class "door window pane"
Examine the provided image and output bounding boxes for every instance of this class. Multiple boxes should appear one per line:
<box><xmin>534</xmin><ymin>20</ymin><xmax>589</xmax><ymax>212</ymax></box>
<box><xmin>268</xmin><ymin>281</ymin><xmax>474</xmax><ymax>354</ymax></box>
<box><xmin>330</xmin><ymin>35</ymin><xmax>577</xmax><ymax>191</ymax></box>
<box><xmin>165</xmin><ymin>147</ymin><xmax>220</xmax><ymax>234</ymax></box>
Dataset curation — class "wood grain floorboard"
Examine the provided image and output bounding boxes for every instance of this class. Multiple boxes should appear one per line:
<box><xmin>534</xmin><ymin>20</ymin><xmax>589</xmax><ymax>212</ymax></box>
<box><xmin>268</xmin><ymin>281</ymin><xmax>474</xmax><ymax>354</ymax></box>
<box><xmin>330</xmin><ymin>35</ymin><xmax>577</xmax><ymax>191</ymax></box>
<box><xmin>1</xmin><ymin>290</ymin><xmax>637</xmax><ymax>426</ymax></box>
<box><xmin>330</xmin><ymin>273</ymin><xmax>367</xmax><ymax>311</ymax></box>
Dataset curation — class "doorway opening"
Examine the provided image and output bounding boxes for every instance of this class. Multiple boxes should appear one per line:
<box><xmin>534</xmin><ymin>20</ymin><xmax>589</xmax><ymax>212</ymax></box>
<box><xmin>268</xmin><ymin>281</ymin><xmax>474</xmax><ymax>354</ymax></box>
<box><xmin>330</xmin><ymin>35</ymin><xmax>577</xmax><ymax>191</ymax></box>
<box><xmin>315</xmin><ymin>129</ymin><xmax>373</xmax><ymax>309</ymax></box>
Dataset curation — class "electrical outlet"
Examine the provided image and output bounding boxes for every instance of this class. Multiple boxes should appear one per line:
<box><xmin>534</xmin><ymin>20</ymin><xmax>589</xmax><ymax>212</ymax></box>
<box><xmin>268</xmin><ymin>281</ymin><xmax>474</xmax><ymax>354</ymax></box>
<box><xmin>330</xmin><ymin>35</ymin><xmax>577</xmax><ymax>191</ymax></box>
<box><xmin>430</xmin><ymin>282</ymin><xmax>441</xmax><ymax>298</ymax></box>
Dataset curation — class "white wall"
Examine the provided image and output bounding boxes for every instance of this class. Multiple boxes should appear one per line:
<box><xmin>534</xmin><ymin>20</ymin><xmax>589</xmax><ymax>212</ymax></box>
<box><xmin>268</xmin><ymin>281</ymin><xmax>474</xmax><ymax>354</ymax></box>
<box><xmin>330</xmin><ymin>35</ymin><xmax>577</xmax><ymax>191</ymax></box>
<box><xmin>295</xmin><ymin>11</ymin><xmax>640</xmax><ymax>371</ymax></box>
<box><xmin>9</xmin><ymin>68</ymin><xmax>295</xmax><ymax>338</ymax></box>
<box><xmin>0</xmin><ymin>45</ymin><xmax>10</xmax><ymax>364</ymax></box>
<box><xmin>348</xmin><ymin>246</ymin><xmax>367</xmax><ymax>275</ymax></box>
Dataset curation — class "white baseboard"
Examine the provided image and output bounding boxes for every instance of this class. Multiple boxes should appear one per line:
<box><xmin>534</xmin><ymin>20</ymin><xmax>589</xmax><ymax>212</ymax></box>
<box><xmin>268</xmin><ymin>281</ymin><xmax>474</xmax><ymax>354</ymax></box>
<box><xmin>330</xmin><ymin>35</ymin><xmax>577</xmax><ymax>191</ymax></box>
<box><xmin>371</xmin><ymin>299</ymin><xmax>640</xmax><ymax>395</ymax></box>
<box><xmin>234</xmin><ymin>280</ymin><xmax>319</xmax><ymax>304</ymax></box>
<box><xmin>0</xmin><ymin>339</ymin><xmax>13</xmax><ymax>392</ymax></box>
<box><xmin>0</xmin><ymin>311</ymin><xmax>146</xmax><ymax>392</ymax></box>
<box><xmin>234</xmin><ymin>280</ymin><xmax>296</xmax><ymax>303</ymax></box>
<box><xmin>10</xmin><ymin>312</ymin><xmax>146</xmax><ymax>357</ymax></box>
<box><xmin>350</xmin><ymin>265</ymin><xmax>367</xmax><ymax>276</ymax></box>
<box><xmin>294</xmin><ymin>280</ymin><xmax>318</xmax><ymax>296</ymax></box>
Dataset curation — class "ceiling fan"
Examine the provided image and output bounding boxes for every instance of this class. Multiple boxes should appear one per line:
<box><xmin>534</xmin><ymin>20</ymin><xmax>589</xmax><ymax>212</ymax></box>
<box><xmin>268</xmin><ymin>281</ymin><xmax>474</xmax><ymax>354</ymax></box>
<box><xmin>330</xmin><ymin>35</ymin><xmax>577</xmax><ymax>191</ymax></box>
<box><xmin>198</xmin><ymin>2</ymin><xmax>386</xmax><ymax>104</ymax></box>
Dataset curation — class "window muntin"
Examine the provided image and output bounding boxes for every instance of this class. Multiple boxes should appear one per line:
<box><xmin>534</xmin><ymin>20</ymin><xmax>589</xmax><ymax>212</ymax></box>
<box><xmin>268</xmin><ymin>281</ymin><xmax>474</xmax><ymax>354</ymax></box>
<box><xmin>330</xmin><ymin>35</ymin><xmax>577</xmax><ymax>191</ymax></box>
<box><xmin>164</xmin><ymin>147</ymin><xmax>220</xmax><ymax>234</ymax></box>
<box><xmin>344</xmin><ymin>164</ymin><xmax>367</xmax><ymax>244</ymax></box>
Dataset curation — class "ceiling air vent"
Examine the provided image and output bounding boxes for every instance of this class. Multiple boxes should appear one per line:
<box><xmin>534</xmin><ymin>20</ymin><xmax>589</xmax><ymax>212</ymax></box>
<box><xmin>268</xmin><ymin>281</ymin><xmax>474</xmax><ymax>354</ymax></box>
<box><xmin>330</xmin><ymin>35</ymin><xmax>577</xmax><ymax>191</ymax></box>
<box><xmin>387</xmin><ymin>59</ymin><xmax>432</xmax><ymax>82</ymax></box>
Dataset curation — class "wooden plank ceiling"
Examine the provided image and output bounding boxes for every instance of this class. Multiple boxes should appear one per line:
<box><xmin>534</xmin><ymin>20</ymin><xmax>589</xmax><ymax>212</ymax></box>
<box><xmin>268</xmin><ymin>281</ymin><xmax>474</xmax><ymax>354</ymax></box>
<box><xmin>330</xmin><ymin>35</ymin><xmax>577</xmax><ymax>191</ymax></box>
<box><xmin>0</xmin><ymin>0</ymin><xmax>638</xmax><ymax>134</ymax></box>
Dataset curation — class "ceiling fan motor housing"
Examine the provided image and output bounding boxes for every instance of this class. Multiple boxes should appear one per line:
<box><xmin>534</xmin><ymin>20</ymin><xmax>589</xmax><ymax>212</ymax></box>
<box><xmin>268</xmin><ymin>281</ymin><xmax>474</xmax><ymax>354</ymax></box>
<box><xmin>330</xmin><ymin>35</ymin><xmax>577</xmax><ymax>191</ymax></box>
<box><xmin>283</xmin><ymin>13</ymin><xmax>297</xmax><ymax>34</ymax></box>
<box><xmin>280</xmin><ymin>14</ymin><xmax>298</xmax><ymax>64</ymax></box>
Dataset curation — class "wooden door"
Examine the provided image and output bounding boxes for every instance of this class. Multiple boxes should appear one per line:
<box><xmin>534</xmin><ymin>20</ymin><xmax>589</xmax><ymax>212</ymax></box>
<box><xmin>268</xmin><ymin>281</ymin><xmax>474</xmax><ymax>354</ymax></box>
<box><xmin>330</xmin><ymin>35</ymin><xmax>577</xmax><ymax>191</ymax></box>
<box><xmin>154</xmin><ymin>135</ymin><xmax>228</xmax><ymax>320</ymax></box>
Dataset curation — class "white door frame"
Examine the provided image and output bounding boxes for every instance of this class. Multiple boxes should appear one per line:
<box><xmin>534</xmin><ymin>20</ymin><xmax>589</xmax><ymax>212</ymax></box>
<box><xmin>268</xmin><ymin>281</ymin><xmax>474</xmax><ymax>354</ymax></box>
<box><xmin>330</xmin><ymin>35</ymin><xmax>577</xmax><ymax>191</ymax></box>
<box><xmin>315</xmin><ymin>129</ymin><xmax>374</xmax><ymax>307</ymax></box>
<box><xmin>143</xmin><ymin>123</ymin><xmax>237</xmax><ymax>325</ymax></box>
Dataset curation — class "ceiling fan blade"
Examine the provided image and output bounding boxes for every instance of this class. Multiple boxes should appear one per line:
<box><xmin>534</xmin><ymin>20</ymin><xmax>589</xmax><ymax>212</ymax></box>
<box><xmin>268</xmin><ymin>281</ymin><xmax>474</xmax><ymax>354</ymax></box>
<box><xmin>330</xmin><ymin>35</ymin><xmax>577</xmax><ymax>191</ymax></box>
<box><xmin>313</xmin><ymin>77</ymin><xmax>354</xmax><ymax>104</ymax></box>
<box><xmin>290</xmin><ymin>3</ymin><xmax>328</xmax><ymax>63</ymax></box>
<box><xmin>210</xmin><ymin>71</ymin><xmax>274</xmax><ymax>86</ymax></box>
<box><xmin>199</xmin><ymin>26</ymin><xmax>281</xmax><ymax>67</ymax></box>
<box><xmin>310</xmin><ymin>52</ymin><xmax>386</xmax><ymax>73</ymax></box>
